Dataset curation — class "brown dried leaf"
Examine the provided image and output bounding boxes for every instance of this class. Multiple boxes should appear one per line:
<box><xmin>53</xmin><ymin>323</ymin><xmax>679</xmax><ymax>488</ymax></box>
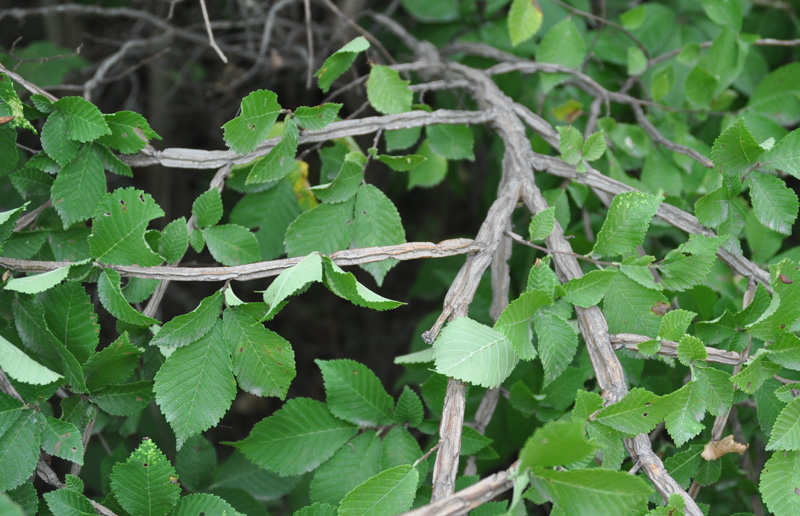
<box><xmin>0</xmin><ymin>116</ymin><xmax>14</xmax><ymax>125</ymax></box>
<box><xmin>701</xmin><ymin>435</ymin><xmax>748</xmax><ymax>461</ymax></box>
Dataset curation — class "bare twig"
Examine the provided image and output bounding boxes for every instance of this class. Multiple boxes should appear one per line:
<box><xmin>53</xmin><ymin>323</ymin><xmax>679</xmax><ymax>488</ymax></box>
<box><xmin>198</xmin><ymin>0</ymin><xmax>228</xmax><ymax>63</ymax></box>
<box><xmin>610</xmin><ymin>333</ymin><xmax>744</xmax><ymax>366</ymax></box>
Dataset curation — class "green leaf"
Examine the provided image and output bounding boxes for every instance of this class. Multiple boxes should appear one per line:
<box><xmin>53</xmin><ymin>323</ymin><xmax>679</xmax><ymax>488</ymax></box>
<box><xmin>494</xmin><ymin>290</ymin><xmax>553</xmax><ymax>361</ymax></box>
<box><xmin>595</xmin><ymin>388</ymin><xmax>662</xmax><ymax>435</ymax></box>
<box><xmin>385</xmin><ymin>127</ymin><xmax>421</xmax><ymax>152</ymax></box>
<box><xmin>310</xmin><ymin>431</ymin><xmax>382</xmax><ymax>505</ymax></box>
<box><xmin>401</xmin><ymin>0</ymin><xmax>459</xmax><ymax>21</ymax></box>
<box><xmin>321</xmin><ymin>257</ymin><xmax>404</xmax><ymax>310</ymax></box>
<box><xmin>695</xmin><ymin>185</ymin><xmax>730</xmax><ymax>228</ymax></box>
<box><xmin>192</xmin><ymin>189</ymin><xmax>223</xmax><ymax>229</ymax></box>
<box><xmin>202</xmin><ymin>224</ymin><xmax>260</xmax><ymax>266</ymax></box>
<box><xmin>5</xmin><ymin>266</ymin><xmax>69</xmax><ymax>294</ymax></box>
<box><xmin>317</xmin><ymin>359</ymin><xmax>395</xmax><ymax>426</ymax></box>
<box><xmin>702</xmin><ymin>0</ymin><xmax>742</xmax><ymax>30</ymax></box>
<box><xmin>154</xmin><ymin>323</ymin><xmax>235</xmax><ymax>448</ymax></box>
<box><xmin>285</xmin><ymin>198</ymin><xmax>355</xmax><ymax>256</ymax></box>
<box><xmin>557</xmin><ymin>125</ymin><xmax>583</xmax><ymax>165</ymax></box>
<box><xmin>665</xmin><ymin>445</ymin><xmax>703</xmax><ymax>488</ymax></box>
<box><xmin>41</xmin><ymin>111</ymin><xmax>79</xmax><ymax>166</ymax></box>
<box><xmin>767</xmin><ymin>397</ymin><xmax>800</xmax><ymax>451</ymax></box>
<box><xmin>295</xmin><ymin>503</ymin><xmax>337</xmax><ymax>516</ymax></box>
<box><xmin>41</xmin><ymin>416</ymin><xmax>83</xmax><ymax>465</ymax></box>
<box><xmin>604</xmin><ymin>272</ymin><xmax>667</xmax><ymax>337</ymax></box>
<box><xmin>159</xmin><ymin>217</ymin><xmax>189</xmax><ymax>263</ymax></box>
<box><xmin>676</xmin><ymin>335</ymin><xmax>707</xmax><ymax>365</ymax></box>
<box><xmin>110</xmin><ymin>438</ymin><xmax>181</xmax><ymax>516</ymax></box>
<box><xmin>224</xmin><ymin>307</ymin><xmax>296</xmax><ymax>399</ymax></box>
<box><xmin>408</xmin><ymin>139</ymin><xmax>448</xmax><ymax>189</ymax></box>
<box><xmin>381</xmin><ymin>426</ymin><xmax>427</xmax><ymax>478</ymax></box>
<box><xmin>426</xmin><ymin>124</ymin><xmax>474</xmax><ymax>161</ymax></box>
<box><xmin>520</xmin><ymin>421</ymin><xmax>598</xmax><ymax>469</ymax></box>
<box><xmin>53</xmin><ymin>97</ymin><xmax>111</xmax><ymax>142</ymax></box>
<box><xmin>685</xmin><ymin>66</ymin><xmax>717</xmax><ymax>107</ymax></box>
<box><xmin>592</xmin><ymin>191</ymin><xmax>661</xmax><ymax>258</ymax></box>
<box><xmin>43</xmin><ymin>489</ymin><xmax>96</xmax><ymax>515</ymax></box>
<box><xmin>262</xmin><ymin>252</ymin><xmax>322</xmax><ymax>319</ymax></box>
<box><xmin>711</xmin><ymin>119</ymin><xmax>763</xmax><ymax>176</ymax></box>
<box><xmin>92</xmin><ymin>381</ymin><xmax>153</xmax><ymax>416</ymax></box>
<box><xmin>0</xmin><ymin>410</ymin><xmax>43</xmax><ymax>492</ymax></box>
<box><xmin>151</xmin><ymin>291</ymin><xmax>223</xmax><ymax>349</ymax></box>
<box><xmin>338</xmin><ymin>465</ymin><xmax>419</xmax><ymax>516</ymax></box>
<box><xmin>99</xmin><ymin>110</ymin><xmax>160</xmax><ymax>154</ymax></box>
<box><xmin>97</xmin><ymin>269</ymin><xmax>159</xmax><ymax>327</ymax></box>
<box><xmin>627</xmin><ymin>46</ymin><xmax>647</xmax><ymax>76</ymax></box>
<box><xmin>536</xmin><ymin>19</ymin><xmax>586</xmax><ymax>93</ymax></box>
<box><xmin>659</xmin><ymin>309</ymin><xmax>696</xmax><ymax>342</ymax></box>
<box><xmin>83</xmin><ymin>333</ymin><xmax>143</xmax><ymax>391</ymax></box>
<box><xmin>767</xmin><ymin>333</ymin><xmax>800</xmax><ymax>371</ymax></box>
<box><xmin>394</xmin><ymin>386</ymin><xmax>424</xmax><ymax>426</ymax></box>
<box><xmin>294</xmin><ymin>103</ymin><xmax>342</xmax><ymax>131</ymax></box>
<box><xmin>532</xmin><ymin>469</ymin><xmax>650</xmax><ymax>516</ymax></box>
<box><xmin>528</xmin><ymin>207</ymin><xmax>555</xmax><ymax>242</ymax></box>
<box><xmin>315</xmin><ymin>37</ymin><xmax>370</xmax><ymax>93</ymax></box>
<box><xmin>693</xmin><ymin>365</ymin><xmax>733</xmax><ymax>417</ymax></box>
<box><xmin>508</xmin><ymin>0</ymin><xmax>543</xmax><ymax>46</ymax></box>
<box><xmin>222</xmin><ymin>90</ymin><xmax>281</xmax><ymax>154</ymax></box>
<box><xmin>51</xmin><ymin>144</ymin><xmax>106</xmax><ymax>228</ymax></box>
<box><xmin>760</xmin><ymin>451</ymin><xmax>800</xmax><ymax>515</ymax></box>
<box><xmin>748</xmin><ymin>172</ymin><xmax>798</xmax><ymax>235</ymax></box>
<box><xmin>11</xmin><ymin>166</ymin><xmax>53</xmax><ymax>199</ymax></box>
<box><xmin>527</xmin><ymin>256</ymin><xmax>559</xmax><ymax>296</ymax></box>
<box><xmin>651</xmin><ymin>65</ymin><xmax>674</xmax><ymax>101</ymax></box>
<box><xmin>561</xmin><ymin>269</ymin><xmax>617</xmax><ymax>308</ymax></box>
<box><xmin>620</xmin><ymin>6</ymin><xmax>645</xmax><ymax>29</ymax></box>
<box><xmin>89</xmin><ymin>187</ymin><xmax>164</xmax><ymax>266</ymax></box>
<box><xmin>0</xmin><ymin>334</ymin><xmax>62</xmax><ymax>385</ymax></box>
<box><xmin>248</xmin><ymin>118</ymin><xmax>299</xmax><ymax>184</ymax></box>
<box><xmin>312</xmin><ymin>151</ymin><xmax>366</xmax><ymax>203</ymax></box>
<box><xmin>533</xmin><ymin>310</ymin><xmax>578</xmax><ymax>385</ymax></box>
<box><xmin>749</xmin><ymin>259</ymin><xmax>800</xmax><ymax>340</ymax></box>
<box><xmin>731</xmin><ymin>353</ymin><xmax>781</xmax><ymax>394</ymax></box>
<box><xmin>461</xmin><ymin>426</ymin><xmax>492</xmax><ymax>455</ymax></box>
<box><xmin>433</xmin><ymin>317</ymin><xmax>519</xmax><ymax>389</ymax></box>
<box><xmin>367</xmin><ymin>65</ymin><xmax>412</xmax><ymax>115</ymax></box>
<box><xmin>761</xmin><ymin>129</ymin><xmax>800</xmax><ymax>179</ymax></box>
<box><xmin>352</xmin><ymin>184</ymin><xmax>406</xmax><ymax>285</ymax></box>
<box><xmin>230</xmin><ymin>397</ymin><xmax>357</xmax><ymax>476</ymax></box>
<box><xmin>659</xmin><ymin>382</ymin><xmax>705</xmax><ymax>446</ymax></box>
<box><xmin>748</xmin><ymin>63</ymin><xmax>800</xmax><ymax>126</ymax></box>
<box><xmin>582</xmin><ymin>131</ymin><xmax>607</xmax><ymax>161</ymax></box>
<box><xmin>369</xmin><ymin>149</ymin><xmax>426</xmax><ymax>172</ymax></box>
<box><xmin>230</xmin><ymin>181</ymin><xmax>301</xmax><ymax>260</ymax></box>
<box><xmin>172</xmin><ymin>494</ymin><xmax>244</xmax><ymax>516</ymax></box>
<box><xmin>175</xmin><ymin>435</ymin><xmax>216</xmax><ymax>492</ymax></box>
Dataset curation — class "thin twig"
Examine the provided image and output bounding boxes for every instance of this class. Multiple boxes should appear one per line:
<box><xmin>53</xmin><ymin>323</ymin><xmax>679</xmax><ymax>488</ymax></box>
<box><xmin>505</xmin><ymin>230</ymin><xmax>617</xmax><ymax>267</ymax></box>
<box><xmin>303</xmin><ymin>0</ymin><xmax>314</xmax><ymax>88</ymax></box>
<box><xmin>197</xmin><ymin>0</ymin><xmax>228</xmax><ymax>63</ymax></box>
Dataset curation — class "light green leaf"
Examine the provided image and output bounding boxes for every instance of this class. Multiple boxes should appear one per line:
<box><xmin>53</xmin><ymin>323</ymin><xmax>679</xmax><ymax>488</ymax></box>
<box><xmin>508</xmin><ymin>0</ymin><xmax>543</xmax><ymax>46</ymax></box>
<box><xmin>702</xmin><ymin>0</ymin><xmax>742</xmax><ymax>30</ymax></box>
<box><xmin>676</xmin><ymin>335</ymin><xmax>707</xmax><ymax>365</ymax></box>
<box><xmin>51</xmin><ymin>144</ymin><xmax>106</xmax><ymax>228</ymax></box>
<box><xmin>695</xmin><ymin>186</ymin><xmax>730</xmax><ymax>228</ymax></box>
<box><xmin>262</xmin><ymin>252</ymin><xmax>322</xmax><ymax>319</ymax></box>
<box><xmin>592</xmin><ymin>191</ymin><xmax>661</xmax><ymax>258</ymax></box>
<box><xmin>159</xmin><ymin>217</ymin><xmax>189</xmax><ymax>263</ymax></box>
<box><xmin>317</xmin><ymin>359</ymin><xmax>394</xmax><ymax>426</ymax></box>
<box><xmin>748</xmin><ymin>63</ymin><xmax>800</xmax><ymax>125</ymax></box>
<box><xmin>192</xmin><ymin>189</ymin><xmax>223</xmax><ymax>229</ymax></box>
<box><xmin>760</xmin><ymin>451</ymin><xmax>800</xmax><ymax>516</ymax></box>
<box><xmin>41</xmin><ymin>417</ymin><xmax>83</xmax><ymax>465</ymax></box>
<box><xmin>222</xmin><ymin>90</ymin><xmax>281</xmax><ymax>154</ymax></box>
<box><xmin>536</xmin><ymin>19</ymin><xmax>586</xmax><ymax>93</ymax></box>
<box><xmin>92</xmin><ymin>381</ymin><xmax>153</xmax><ymax>416</ymax></box>
<box><xmin>97</xmin><ymin>269</ymin><xmax>159</xmax><ymax>327</ymax></box>
<box><xmin>685</xmin><ymin>66</ymin><xmax>717</xmax><ymax>107</ymax></box>
<box><xmin>285</xmin><ymin>198</ymin><xmax>355</xmax><ymax>256</ymax></box>
<box><xmin>527</xmin><ymin>256</ymin><xmax>559</xmax><ymax>296</ymax></box>
<box><xmin>711</xmin><ymin>119</ymin><xmax>763</xmax><ymax>176</ymax></box>
<box><xmin>43</xmin><ymin>489</ymin><xmax>96</xmax><ymax>515</ymax></box>
<box><xmin>338</xmin><ymin>465</ymin><xmax>419</xmax><ymax>516</ymax></box>
<box><xmin>426</xmin><ymin>124</ymin><xmax>474</xmax><ymax>161</ymax></box>
<box><xmin>620</xmin><ymin>6</ymin><xmax>645</xmax><ymax>29</ymax></box>
<box><xmin>561</xmin><ymin>269</ymin><xmax>617</xmax><ymax>308</ymax></box>
<box><xmin>311</xmin><ymin>151</ymin><xmax>365</xmax><ymax>203</ymax></box>
<box><xmin>533</xmin><ymin>310</ymin><xmax>578</xmax><ymax>385</ymax></box>
<box><xmin>83</xmin><ymin>333</ymin><xmax>143</xmax><ymax>391</ymax></box>
<box><xmin>89</xmin><ymin>187</ymin><xmax>164</xmax><ymax>266</ymax></box>
<box><xmin>520</xmin><ymin>421</ymin><xmax>598</xmax><ymax>469</ymax></box>
<box><xmin>528</xmin><ymin>207</ymin><xmax>555</xmax><ymax>242</ymax></box>
<box><xmin>494</xmin><ymin>290</ymin><xmax>553</xmax><ymax>361</ymax></box>
<box><xmin>582</xmin><ymin>131</ymin><xmax>607</xmax><ymax>161</ymax></box>
<box><xmin>532</xmin><ymin>469</ymin><xmax>650</xmax><ymax>516</ymax></box>
<box><xmin>693</xmin><ymin>364</ymin><xmax>733</xmax><ymax>417</ymax></box>
<box><xmin>310</xmin><ymin>431</ymin><xmax>382</xmax><ymax>505</ymax></box>
<box><xmin>99</xmin><ymin>110</ymin><xmax>160</xmax><ymax>154</ymax></box>
<box><xmin>295</xmin><ymin>504</ymin><xmax>337</xmax><ymax>516</ymax></box>
<box><xmin>5</xmin><ymin>266</ymin><xmax>69</xmax><ymax>294</ymax></box>
<box><xmin>767</xmin><ymin>397</ymin><xmax>800</xmax><ymax>451</ymax></box>
<box><xmin>190</xmin><ymin>227</ymin><xmax>205</xmax><ymax>253</ymax></box>
<box><xmin>394</xmin><ymin>386</ymin><xmax>424</xmax><ymax>426</ymax></box>
<box><xmin>295</xmin><ymin>103</ymin><xmax>342</xmax><ymax>131</ymax></box>
<box><xmin>0</xmin><ymin>410</ymin><xmax>43</xmax><ymax>492</ymax></box>
<box><xmin>659</xmin><ymin>382</ymin><xmax>705</xmax><ymax>446</ymax></box>
<box><xmin>731</xmin><ymin>353</ymin><xmax>781</xmax><ymax>394</ymax></box>
<box><xmin>172</xmin><ymin>494</ymin><xmax>244</xmax><ymax>516</ymax></box>
<box><xmin>658</xmin><ymin>309</ymin><xmax>696</xmax><ymax>342</ymax></box>
<box><xmin>322</xmin><ymin>257</ymin><xmax>404</xmax><ymax>311</ymax></box>
<box><xmin>151</xmin><ymin>291</ymin><xmax>223</xmax><ymax>348</ymax></box>
<box><xmin>41</xmin><ymin>111</ymin><xmax>79</xmax><ymax>166</ymax></box>
<box><xmin>651</xmin><ymin>65</ymin><xmax>674</xmax><ymax>101</ymax></box>
<box><xmin>352</xmin><ymin>184</ymin><xmax>406</xmax><ymax>285</ymax></box>
<box><xmin>761</xmin><ymin>129</ymin><xmax>800</xmax><ymax>179</ymax></box>
<box><xmin>153</xmin><ymin>323</ymin><xmax>236</xmax><ymax>448</ymax></box>
<box><xmin>393</xmin><ymin>348</ymin><xmax>434</xmax><ymax>364</ymax></box>
<box><xmin>595</xmin><ymin>388</ymin><xmax>662</xmax><ymax>435</ymax></box>
<box><xmin>557</xmin><ymin>125</ymin><xmax>583</xmax><ymax>165</ymax></box>
<box><xmin>248</xmin><ymin>118</ymin><xmax>299</xmax><ymax>184</ymax></box>
<box><xmin>367</xmin><ymin>65</ymin><xmax>412</xmax><ymax>115</ymax></box>
<box><xmin>748</xmin><ymin>172</ymin><xmax>798</xmax><ymax>235</ymax></box>
<box><xmin>203</xmin><ymin>224</ymin><xmax>260</xmax><ymax>266</ymax></box>
<box><xmin>408</xmin><ymin>139</ymin><xmax>448</xmax><ymax>189</ymax></box>
<box><xmin>110</xmin><ymin>439</ymin><xmax>181</xmax><ymax>516</ymax></box>
<box><xmin>315</xmin><ymin>37</ymin><xmax>370</xmax><ymax>93</ymax></box>
<box><xmin>433</xmin><ymin>317</ymin><xmax>519</xmax><ymax>389</ymax></box>
<box><xmin>224</xmin><ymin>306</ymin><xmax>296</xmax><ymax>399</ymax></box>
<box><xmin>767</xmin><ymin>333</ymin><xmax>800</xmax><ymax>371</ymax></box>
<box><xmin>230</xmin><ymin>397</ymin><xmax>357</xmax><ymax>476</ymax></box>
<box><xmin>53</xmin><ymin>97</ymin><xmax>111</xmax><ymax>142</ymax></box>
<box><xmin>627</xmin><ymin>46</ymin><xmax>647</xmax><ymax>76</ymax></box>
<box><xmin>0</xmin><ymin>334</ymin><xmax>62</xmax><ymax>385</ymax></box>
<box><xmin>749</xmin><ymin>259</ymin><xmax>800</xmax><ymax>340</ymax></box>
